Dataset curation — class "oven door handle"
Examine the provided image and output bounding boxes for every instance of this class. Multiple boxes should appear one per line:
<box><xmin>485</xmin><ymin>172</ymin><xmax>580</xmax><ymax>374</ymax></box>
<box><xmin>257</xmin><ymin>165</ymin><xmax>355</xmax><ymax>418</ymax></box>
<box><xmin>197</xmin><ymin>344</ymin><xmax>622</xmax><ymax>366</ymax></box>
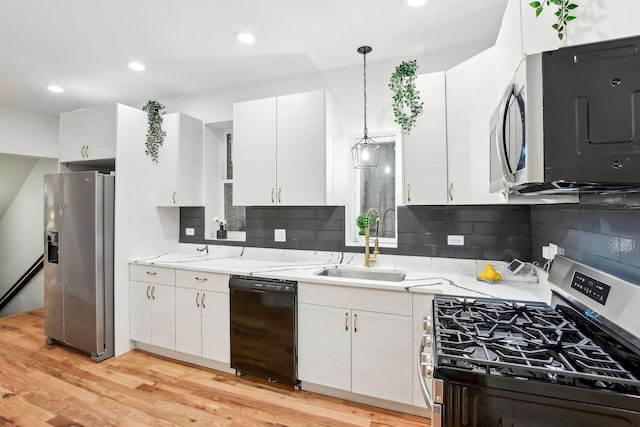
<box><xmin>417</xmin><ymin>342</ymin><xmax>434</xmax><ymax>409</ymax></box>
<box><xmin>496</xmin><ymin>83</ymin><xmax>516</xmax><ymax>184</ymax></box>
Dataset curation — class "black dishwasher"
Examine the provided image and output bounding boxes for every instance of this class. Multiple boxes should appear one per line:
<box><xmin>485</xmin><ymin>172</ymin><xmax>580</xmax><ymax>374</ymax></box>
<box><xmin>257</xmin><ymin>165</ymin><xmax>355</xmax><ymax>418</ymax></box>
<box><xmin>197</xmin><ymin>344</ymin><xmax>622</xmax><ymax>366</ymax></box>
<box><xmin>229</xmin><ymin>275</ymin><xmax>297</xmax><ymax>385</ymax></box>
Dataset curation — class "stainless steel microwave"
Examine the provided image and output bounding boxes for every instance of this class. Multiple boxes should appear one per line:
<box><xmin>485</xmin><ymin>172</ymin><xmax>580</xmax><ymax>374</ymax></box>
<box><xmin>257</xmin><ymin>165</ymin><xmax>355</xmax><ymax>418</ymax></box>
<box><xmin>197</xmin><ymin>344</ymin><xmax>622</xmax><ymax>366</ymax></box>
<box><xmin>490</xmin><ymin>35</ymin><xmax>640</xmax><ymax>195</ymax></box>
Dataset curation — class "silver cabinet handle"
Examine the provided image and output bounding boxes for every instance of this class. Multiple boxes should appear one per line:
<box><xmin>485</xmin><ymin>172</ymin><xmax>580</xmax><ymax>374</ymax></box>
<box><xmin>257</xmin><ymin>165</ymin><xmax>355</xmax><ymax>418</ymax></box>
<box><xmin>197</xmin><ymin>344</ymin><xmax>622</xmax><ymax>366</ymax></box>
<box><xmin>195</xmin><ymin>277</ymin><xmax>207</xmax><ymax>282</ymax></box>
<box><xmin>151</xmin><ymin>285</ymin><xmax>155</xmax><ymax>300</ymax></box>
<box><xmin>146</xmin><ymin>285</ymin><xmax>150</xmax><ymax>300</ymax></box>
<box><xmin>80</xmin><ymin>146</ymin><xmax>84</xmax><ymax>158</ymax></box>
<box><xmin>271</xmin><ymin>188</ymin><xmax>275</xmax><ymax>203</ymax></box>
<box><xmin>201</xmin><ymin>293</ymin><xmax>206</xmax><ymax>309</ymax></box>
<box><xmin>196</xmin><ymin>292</ymin><xmax>200</xmax><ymax>308</ymax></box>
<box><xmin>448</xmin><ymin>182</ymin><xmax>453</xmax><ymax>202</ymax></box>
<box><xmin>353</xmin><ymin>313</ymin><xmax>358</xmax><ymax>333</ymax></box>
<box><xmin>172</xmin><ymin>191</ymin><xmax>176</xmax><ymax>205</ymax></box>
<box><xmin>345</xmin><ymin>312</ymin><xmax>349</xmax><ymax>331</ymax></box>
<box><xmin>407</xmin><ymin>184</ymin><xmax>411</xmax><ymax>203</ymax></box>
<box><xmin>85</xmin><ymin>145</ymin><xmax>89</xmax><ymax>158</ymax></box>
<box><xmin>146</xmin><ymin>271</ymin><xmax>157</xmax><ymax>276</ymax></box>
<box><xmin>277</xmin><ymin>187</ymin><xmax>282</xmax><ymax>204</ymax></box>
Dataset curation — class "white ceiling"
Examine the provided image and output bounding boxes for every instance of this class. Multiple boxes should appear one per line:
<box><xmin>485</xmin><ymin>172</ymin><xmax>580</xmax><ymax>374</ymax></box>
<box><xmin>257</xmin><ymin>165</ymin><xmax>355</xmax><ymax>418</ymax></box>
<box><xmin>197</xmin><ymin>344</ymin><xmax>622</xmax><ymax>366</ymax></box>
<box><xmin>0</xmin><ymin>0</ymin><xmax>507</xmax><ymax>116</ymax></box>
<box><xmin>0</xmin><ymin>155</ymin><xmax>38</xmax><ymax>220</ymax></box>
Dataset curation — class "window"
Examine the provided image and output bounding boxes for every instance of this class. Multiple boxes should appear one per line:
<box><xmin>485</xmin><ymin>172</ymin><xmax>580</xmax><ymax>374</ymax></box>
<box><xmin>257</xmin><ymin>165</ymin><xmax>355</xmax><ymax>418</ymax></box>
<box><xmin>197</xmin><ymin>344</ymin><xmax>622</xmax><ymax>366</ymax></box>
<box><xmin>355</xmin><ymin>138</ymin><xmax>397</xmax><ymax>243</ymax></box>
<box><xmin>221</xmin><ymin>132</ymin><xmax>246</xmax><ymax>232</ymax></box>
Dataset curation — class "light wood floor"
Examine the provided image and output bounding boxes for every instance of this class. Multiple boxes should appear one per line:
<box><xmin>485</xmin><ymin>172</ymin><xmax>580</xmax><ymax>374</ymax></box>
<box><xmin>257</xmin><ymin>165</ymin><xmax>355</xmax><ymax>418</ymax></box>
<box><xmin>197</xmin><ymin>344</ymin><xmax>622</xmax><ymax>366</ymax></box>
<box><xmin>0</xmin><ymin>309</ymin><xmax>428</xmax><ymax>426</ymax></box>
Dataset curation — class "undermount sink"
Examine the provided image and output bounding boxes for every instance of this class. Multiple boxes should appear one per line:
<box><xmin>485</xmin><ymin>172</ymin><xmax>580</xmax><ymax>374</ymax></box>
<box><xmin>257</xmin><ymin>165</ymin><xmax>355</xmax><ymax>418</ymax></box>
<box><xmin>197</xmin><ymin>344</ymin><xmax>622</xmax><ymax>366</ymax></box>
<box><xmin>315</xmin><ymin>267</ymin><xmax>406</xmax><ymax>282</ymax></box>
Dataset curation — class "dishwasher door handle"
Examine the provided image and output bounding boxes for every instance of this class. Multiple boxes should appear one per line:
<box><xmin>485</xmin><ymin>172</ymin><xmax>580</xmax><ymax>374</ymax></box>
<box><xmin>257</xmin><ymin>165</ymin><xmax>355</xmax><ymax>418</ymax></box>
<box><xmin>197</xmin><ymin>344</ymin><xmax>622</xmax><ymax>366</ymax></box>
<box><xmin>252</xmin><ymin>288</ymin><xmax>266</xmax><ymax>293</ymax></box>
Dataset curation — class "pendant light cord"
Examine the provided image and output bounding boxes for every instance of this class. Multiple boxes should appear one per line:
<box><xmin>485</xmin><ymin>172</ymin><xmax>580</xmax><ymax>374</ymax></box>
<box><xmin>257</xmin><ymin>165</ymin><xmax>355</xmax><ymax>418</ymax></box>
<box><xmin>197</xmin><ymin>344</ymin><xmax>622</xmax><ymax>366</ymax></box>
<box><xmin>362</xmin><ymin>50</ymin><xmax>368</xmax><ymax>140</ymax></box>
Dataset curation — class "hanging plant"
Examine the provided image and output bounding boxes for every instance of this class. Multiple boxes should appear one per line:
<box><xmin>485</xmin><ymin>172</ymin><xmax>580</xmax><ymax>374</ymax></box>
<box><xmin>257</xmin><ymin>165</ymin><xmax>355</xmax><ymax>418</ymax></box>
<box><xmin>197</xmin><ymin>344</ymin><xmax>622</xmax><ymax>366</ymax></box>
<box><xmin>389</xmin><ymin>59</ymin><xmax>423</xmax><ymax>134</ymax></box>
<box><xmin>142</xmin><ymin>100</ymin><xmax>167</xmax><ymax>163</ymax></box>
<box><xmin>529</xmin><ymin>0</ymin><xmax>578</xmax><ymax>41</ymax></box>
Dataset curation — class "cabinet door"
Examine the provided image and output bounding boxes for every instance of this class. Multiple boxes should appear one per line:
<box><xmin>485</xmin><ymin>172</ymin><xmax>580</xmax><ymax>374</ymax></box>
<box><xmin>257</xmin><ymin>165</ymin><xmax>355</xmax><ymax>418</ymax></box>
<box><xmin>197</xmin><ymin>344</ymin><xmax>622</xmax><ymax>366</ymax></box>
<box><xmin>150</xmin><ymin>283</ymin><xmax>175</xmax><ymax>349</ymax></box>
<box><xmin>129</xmin><ymin>281</ymin><xmax>152</xmax><ymax>343</ymax></box>
<box><xmin>233</xmin><ymin>98</ymin><xmax>277</xmax><ymax>206</ymax></box>
<box><xmin>276</xmin><ymin>90</ymin><xmax>327</xmax><ymax>206</ymax></box>
<box><xmin>59</xmin><ymin>104</ymin><xmax>117</xmax><ymax>162</ymax></box>
<box><xmin>298</xmin><ymin>303</ymin><xmax>351</xmax><ymax>391</ymax></box>
<box><xmin>446</xmin><ymin>47</ymin><xmax>505</xmax><ymax>205</ymax></box>
<box><xmin>155</xmin><ymin>113</ymin><xmax>179</xmax><ymax>206</ymax></box>
<box><xmin>176</xmin><ymin>114</ymin><xmax>203</xmax><ymax>206</ymax></box>
<box><xmin>201</xmin><ymin>291</ymin><xmax>230</xmax><ymax>363</ymax></box>
<box><xmin>494</xmin><ymin>0</ymin><xmax>524</xmax><ymax>104</ymax></box>
<box><xmin>566</xmin><ymin>0</ymin><xmax>640</xmax><ymax>46</ymax></box>
<box><xmin>175</xmin><ymin>287</ymin><xmax>202</xmax><ymax>356</ymax></box>
<box><xmin>351</xmin><ymin>310</ymin><xmax>413</xmax><ymax>405</ymax></box>
<box><xmin>403</xmin><ymin>73</ymin><xmax>448</xmax><ymax>205</ymax></box>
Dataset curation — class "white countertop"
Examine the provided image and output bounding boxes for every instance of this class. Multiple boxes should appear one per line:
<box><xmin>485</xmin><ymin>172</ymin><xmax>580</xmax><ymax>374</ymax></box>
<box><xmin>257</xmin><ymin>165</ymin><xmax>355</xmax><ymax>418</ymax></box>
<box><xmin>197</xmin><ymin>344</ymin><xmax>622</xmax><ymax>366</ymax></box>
<box><xmin>131</xmin><ymin>246</ymin><xmax>552</xmax><ymax>303</ymax></box>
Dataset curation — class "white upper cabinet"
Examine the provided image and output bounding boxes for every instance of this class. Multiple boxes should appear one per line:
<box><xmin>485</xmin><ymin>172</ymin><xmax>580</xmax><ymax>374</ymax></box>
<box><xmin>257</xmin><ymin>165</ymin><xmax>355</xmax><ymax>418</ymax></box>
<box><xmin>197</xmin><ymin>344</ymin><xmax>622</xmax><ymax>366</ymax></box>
<box><xmin>233</xmin><ymin>97</ymin><xmax>277</xmax><ymax>206</ymax></box>
<box><xmin>233</xmin><ymin>90</ymin><xmax>335</xmax><ymax>206</ymax></box>
<box><xmin>403</xmin><ymin>72</ymin><xmax>448</xmax><ymax>205</ymax></box>
<box><xmin>566</xmin><ymin>0</ymin><xmax>640</xmax><ymax>46</ymax></box>
<box><xmin>155</xmin><ymin>113</ymin><xmax>203</xmax><ymax>206</ymax></box>
<box><xmin>59</xmin><ymin>104</ymin><xmax>120</xmax><ymax>162</ymax></box>
<box><xmin>446</xmin><ymin>47</ymin><xmax>506</xmax><ymax>205</ymax></box>
<box><xmin>494</xmin><ymin>0</ymin><xmax>524</xmax><ymax>103</ymax></box>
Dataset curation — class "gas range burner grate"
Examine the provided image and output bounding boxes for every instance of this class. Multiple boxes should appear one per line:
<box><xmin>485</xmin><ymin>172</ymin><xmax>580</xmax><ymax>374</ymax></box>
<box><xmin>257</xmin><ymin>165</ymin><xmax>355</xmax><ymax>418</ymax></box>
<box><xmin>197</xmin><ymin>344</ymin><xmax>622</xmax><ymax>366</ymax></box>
<box><xmin>434</xmin><ymin>296</ymin><xmax>640</xmax><ymax>394</ymax></box>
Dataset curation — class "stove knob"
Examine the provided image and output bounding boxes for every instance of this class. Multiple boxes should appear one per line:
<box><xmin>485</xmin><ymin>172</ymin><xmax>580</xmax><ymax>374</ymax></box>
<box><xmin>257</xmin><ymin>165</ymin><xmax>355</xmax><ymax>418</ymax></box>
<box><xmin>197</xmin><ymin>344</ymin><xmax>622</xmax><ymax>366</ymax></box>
<box><xmin>423</xmin><ymin>334</ymin><xmax>433</xmax><ymax>346</ymax></box>
<box><xmin>423</xmin><ymin>315</ymin><xmax>433</xmax><ymax>333</ymax></box>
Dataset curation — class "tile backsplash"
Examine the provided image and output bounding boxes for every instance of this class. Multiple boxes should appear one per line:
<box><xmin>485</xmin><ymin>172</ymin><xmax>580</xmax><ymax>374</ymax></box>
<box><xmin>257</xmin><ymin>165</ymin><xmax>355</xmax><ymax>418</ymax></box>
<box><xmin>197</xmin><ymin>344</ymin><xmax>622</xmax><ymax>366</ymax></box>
<box><xmin>531</xmin><ymin>193</ymin><xmax>640</xmax><ymax>284</ymax></box>
<box><xmin>181</xmin><ymin>205</ymin><xmax>531</xmax><ymax>261</ymax></box>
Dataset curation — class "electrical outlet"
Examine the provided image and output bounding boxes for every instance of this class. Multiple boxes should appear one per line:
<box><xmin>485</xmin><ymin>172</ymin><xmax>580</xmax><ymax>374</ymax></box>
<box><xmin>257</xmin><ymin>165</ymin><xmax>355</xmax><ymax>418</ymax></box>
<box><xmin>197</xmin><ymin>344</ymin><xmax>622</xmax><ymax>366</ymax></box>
<box><xmin>185</xmin><ymin>227</ymin><xmax>195</xmax><ymax>236</ymax></box>
<box><xmin>274</xmin><ymin>229</ymin><xmax>286</xmax><ymax>242</ymax></box>
<box><xmin>447</xmin><ymin>235</ymin><xmax>464</xmax><ymax>246</ymax></box>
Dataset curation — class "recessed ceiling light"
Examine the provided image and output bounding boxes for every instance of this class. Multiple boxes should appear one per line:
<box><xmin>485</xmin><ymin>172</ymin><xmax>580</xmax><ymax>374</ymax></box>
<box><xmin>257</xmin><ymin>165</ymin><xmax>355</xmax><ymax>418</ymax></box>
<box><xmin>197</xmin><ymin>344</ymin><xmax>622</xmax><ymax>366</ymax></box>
<box><xmin>407</xmin><ymin>0</ymin><xmax>427</xmax><ymax>6</ymax></box>
<box><xmin>128</xmin><ymin>61</ymin><xmax>146</xmax><ymax>71</ymax></box>
<box><xmin>47</xmin><ymin>85</ymin><xmax>64</xmax><ymax>93</ymax></box>
<box><xmin>235</xmin><ymin>31</ymin><xmax>256</xmax><ymax>44</ymax></box>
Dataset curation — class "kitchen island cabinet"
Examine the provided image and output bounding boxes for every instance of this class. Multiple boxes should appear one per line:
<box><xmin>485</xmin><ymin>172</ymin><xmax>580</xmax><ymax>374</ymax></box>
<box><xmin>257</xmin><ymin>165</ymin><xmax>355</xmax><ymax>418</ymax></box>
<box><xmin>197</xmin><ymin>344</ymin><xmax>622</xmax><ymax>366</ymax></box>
<box><xmin>233</xmin><ymin>90</ymin><xmax>335</xmax><ymax>206</ymax></box>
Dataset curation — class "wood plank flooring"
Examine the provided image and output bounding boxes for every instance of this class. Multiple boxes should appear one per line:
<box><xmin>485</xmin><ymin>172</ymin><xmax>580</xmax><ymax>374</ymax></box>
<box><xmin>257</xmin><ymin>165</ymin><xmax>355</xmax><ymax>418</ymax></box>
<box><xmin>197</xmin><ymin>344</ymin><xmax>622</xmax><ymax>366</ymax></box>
<box><xmin>0</xmin><ymin>309</ymin><xmax>429</xmax><ymax>426</ymax></box>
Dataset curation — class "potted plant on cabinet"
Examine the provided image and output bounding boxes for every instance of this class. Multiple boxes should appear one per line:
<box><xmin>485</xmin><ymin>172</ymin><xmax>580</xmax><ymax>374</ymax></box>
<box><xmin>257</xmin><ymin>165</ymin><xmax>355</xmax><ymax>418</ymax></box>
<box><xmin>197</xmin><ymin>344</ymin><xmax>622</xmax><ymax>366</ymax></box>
<box><xmin>142</xmin><ymin>100</ymin><xmax>166</xmax><ymax>163</ymax></box>
<box><xmin>389</xmin><ymin>59</ymin><xmax>424</xmax><ymax>134</ymax></box>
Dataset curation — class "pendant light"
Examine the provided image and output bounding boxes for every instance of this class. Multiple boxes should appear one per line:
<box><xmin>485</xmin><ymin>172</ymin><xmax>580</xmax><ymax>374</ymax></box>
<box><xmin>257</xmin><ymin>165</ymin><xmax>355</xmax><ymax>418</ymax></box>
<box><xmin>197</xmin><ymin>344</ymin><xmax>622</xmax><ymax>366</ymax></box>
<box><xmin>352</xmin><ymin>46</ymin><xmax>381</xmax><ymax>169</ymax></box>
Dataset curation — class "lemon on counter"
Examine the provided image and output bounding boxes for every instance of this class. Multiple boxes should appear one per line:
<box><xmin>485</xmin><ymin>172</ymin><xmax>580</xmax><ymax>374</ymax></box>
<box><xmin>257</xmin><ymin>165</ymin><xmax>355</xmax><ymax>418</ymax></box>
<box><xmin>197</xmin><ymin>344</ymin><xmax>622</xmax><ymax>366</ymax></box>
<box><xmin>478</xmin><ymin>263</ymin><xmax>502</xmax><ymax>282</ymax></box>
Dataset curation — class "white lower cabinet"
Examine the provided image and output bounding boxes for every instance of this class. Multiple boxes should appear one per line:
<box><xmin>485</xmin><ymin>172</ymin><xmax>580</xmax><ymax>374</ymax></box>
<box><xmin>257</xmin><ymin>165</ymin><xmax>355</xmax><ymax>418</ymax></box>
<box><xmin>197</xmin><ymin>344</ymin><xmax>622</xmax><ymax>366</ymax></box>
<box><xmin>298</xmin><ymin>283</ymin><xmax>413</xmax><ymax>406</ymax></box>
<box><xmin>175</xmin><ymin>269</ymin><xmax>230</xmax><ymax>363</ymax></box>
<box><xmin>129</xmin><ymin>281</ymin><xmax>176</xmax><ymax>349</ymax></box>
<box><xmin>175</xmin><ymin>286</ymin><xmax>230</xmax><ymax>363</ymax></box>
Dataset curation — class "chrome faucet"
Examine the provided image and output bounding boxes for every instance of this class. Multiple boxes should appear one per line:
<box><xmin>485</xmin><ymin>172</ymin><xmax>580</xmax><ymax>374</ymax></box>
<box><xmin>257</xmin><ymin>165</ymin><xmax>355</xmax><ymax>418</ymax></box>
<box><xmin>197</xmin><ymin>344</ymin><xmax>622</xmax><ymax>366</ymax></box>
<box><xmin>364</xmin><ymin>208</ymin><xmax>380</xmax><ymax>267</ymax></box>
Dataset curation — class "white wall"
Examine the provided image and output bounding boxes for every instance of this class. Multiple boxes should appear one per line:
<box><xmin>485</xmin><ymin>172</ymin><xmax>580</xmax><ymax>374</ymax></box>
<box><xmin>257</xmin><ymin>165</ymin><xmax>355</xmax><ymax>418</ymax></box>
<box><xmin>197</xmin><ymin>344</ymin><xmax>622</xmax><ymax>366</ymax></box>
<box><xmin>0</xmin><ymin>158</ymin><xmax>58</xmax><ymax>315</ymax></box>
<box><xmin>0</xmin><ymin>105</ymin><xmax>59</xmax><ymax>159</ymax></box>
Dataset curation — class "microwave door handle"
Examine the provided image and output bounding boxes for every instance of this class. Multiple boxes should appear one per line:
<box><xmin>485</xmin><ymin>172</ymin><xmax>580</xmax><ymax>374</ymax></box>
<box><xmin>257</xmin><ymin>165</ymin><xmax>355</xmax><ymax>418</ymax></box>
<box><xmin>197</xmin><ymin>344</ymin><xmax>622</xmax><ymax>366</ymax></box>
<box><xmin>496</xmin><ymin>83</ymin><xmax>516</xmax><ymax>184</ymax></box>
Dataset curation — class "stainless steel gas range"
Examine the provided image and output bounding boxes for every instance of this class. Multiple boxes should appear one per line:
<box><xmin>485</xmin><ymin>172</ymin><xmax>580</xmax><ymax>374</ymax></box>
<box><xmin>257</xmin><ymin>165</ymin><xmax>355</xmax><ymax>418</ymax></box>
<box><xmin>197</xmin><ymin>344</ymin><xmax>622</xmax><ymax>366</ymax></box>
<box><xmin>418</xmin><ymin>256</ymin><xmax>640</xmax><ymax>427</ymax></box>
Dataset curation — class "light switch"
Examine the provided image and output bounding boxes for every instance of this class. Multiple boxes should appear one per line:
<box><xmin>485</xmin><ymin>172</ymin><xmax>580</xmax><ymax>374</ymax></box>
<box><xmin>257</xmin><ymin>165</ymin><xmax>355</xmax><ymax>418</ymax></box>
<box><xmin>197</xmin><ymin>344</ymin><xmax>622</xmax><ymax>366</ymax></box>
<box><xmin>447</xmin><ymin>235</ymin><xmax>464</xmax><ymax>246</ymax></box>
<box><xmin>185</xmin><ymin>227</ymin><xmax>195</xmax><ymax>236</ymax></box>
<box><xmin>274</xmin><ymin>229</ymin><xmax>286</xmax><ymax>242</ymax></box>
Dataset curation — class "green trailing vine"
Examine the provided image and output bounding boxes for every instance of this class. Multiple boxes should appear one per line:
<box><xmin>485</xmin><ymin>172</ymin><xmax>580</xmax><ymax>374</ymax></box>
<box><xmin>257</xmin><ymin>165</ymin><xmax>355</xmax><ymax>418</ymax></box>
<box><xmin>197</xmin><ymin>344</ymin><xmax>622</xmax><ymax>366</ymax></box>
<box><xmin>142</xmin><ymin>100</ymin><xmax>166</xmax><ymax>163</ymax></box>
<box><xmin>529</xmin><ymin>0</ymin><xmax>578</xmax><ymax>41</ymax></box>
<box><xmin>389</xmin><ymin>60</ymin><xmax>423</xmax><ymax>134</ymax></box>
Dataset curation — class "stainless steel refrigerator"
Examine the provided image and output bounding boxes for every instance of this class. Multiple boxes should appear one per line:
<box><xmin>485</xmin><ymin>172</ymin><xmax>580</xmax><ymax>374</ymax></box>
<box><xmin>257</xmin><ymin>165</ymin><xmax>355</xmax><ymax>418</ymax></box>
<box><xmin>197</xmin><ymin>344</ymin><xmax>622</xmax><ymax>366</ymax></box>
<box><xmin>44</xmin><ymin>171</ymin><xmax>114</xmax><ymax>362</ymax></box>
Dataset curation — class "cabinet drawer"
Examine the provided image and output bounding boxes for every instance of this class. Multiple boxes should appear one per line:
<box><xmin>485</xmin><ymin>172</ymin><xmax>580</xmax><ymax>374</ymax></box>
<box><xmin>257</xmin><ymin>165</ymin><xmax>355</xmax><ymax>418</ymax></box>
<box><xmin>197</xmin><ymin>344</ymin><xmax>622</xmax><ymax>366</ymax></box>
<box><xmin>130</xmin><ymin>264</ymin><xmax>175</xmax><ymax>286</ymax></box>
<box><xmin>175</xmin><ymin>269</ymin><xmax>229</xmax><ymax>293</ymax></box>
<box><xmin>298</xmin><ymin>282</ymin><xmax>412</xmax><ymax>316</ymax></box>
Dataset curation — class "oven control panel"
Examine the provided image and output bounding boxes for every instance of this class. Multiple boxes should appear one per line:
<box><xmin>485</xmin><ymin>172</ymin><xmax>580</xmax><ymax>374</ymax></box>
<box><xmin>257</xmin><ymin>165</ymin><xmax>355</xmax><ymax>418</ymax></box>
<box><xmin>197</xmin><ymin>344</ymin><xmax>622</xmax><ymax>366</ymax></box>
<box><xmin>571</xmin><ymin>271</ymin><xmax>611</xmax><ymax>305</ymax></box>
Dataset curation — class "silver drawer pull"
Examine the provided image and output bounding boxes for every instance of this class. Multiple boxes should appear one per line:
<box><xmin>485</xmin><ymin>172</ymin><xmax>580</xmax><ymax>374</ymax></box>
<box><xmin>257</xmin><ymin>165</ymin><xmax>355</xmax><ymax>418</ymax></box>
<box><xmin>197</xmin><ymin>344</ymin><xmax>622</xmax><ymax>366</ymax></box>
<box><xmin>195</xmin><ymin>277</ymin><xmax>208</xmax><ymax>282</ymax></box>
<box><xmin>146</xmin><ymin>271</ymin><xmax>157</xmax><ymax>276</ymax></box>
